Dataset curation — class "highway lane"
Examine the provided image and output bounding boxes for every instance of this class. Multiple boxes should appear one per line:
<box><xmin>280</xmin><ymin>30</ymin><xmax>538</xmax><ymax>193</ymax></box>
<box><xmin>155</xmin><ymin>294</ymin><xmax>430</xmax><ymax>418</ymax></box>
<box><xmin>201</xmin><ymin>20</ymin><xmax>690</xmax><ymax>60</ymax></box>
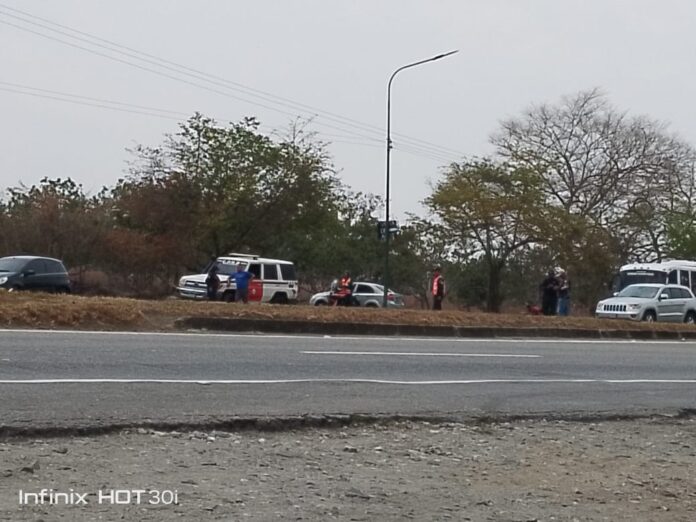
<box><xmin>1</xmin><ymin>329</ymin><xmax>695</xmax><ymax>429</ymax></box>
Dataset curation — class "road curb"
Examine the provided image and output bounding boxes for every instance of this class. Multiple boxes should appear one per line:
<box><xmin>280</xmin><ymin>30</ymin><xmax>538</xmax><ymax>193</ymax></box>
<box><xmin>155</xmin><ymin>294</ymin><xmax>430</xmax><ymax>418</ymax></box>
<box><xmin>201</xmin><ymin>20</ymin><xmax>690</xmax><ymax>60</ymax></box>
<box><xmin>175</xmin><ymin>317</ymin><xmax>696</xmax><ymax>340</ymax></box>
<box><xmin>2</xmin><ymin>410</ymin><xmax>695</xmax><ymax>439</ymax></box>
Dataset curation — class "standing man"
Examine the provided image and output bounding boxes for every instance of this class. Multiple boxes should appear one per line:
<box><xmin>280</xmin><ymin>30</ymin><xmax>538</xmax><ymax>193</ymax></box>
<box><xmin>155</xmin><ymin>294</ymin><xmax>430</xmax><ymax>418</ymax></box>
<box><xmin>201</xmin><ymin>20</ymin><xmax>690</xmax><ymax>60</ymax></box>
<box><xmin>338</xmin><ymin>270</ymin><xmax>354</xmax><ymax>306</ymax></box>
<box><xmin>205</xmin><ymin>264</ymin><xmax>220</xmax><ymax>301</ymax></box>
<box><xmin>431</xmin><ymin>267</ymin><xmax>446</xmax><ymax>310</ymax></box>
<box><xmin>540</xmin><ymin>269</ymin><xmax>559</xmax><ymax>316</ymax></box>
<box><xmin>232</xmin><ymin>263</ymin><xmax>254</xmax><ymax>304</ymax></box>
<box><xmin>557</xmin><ymin>269</ymin><xmax>571</xmax><ymax>316</ymax></box>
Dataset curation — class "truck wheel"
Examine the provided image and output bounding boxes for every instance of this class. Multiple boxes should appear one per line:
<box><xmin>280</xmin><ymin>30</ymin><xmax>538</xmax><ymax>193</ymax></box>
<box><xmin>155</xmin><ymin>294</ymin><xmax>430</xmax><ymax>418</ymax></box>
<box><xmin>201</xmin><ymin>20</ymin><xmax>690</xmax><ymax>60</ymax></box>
<box><xmin>270</xmin><ymin>293</ymin><xmax>288</xmax><ymax>304</ymax></box>
<box><xmin>642</xmin><ymin>310</ymin><xmax>656</xmax><ymax>322</ymax></box>
<box><xmin>222</xmin><ymin>291</ymin><xmax>235</xmax><ymax>303</ymax></box>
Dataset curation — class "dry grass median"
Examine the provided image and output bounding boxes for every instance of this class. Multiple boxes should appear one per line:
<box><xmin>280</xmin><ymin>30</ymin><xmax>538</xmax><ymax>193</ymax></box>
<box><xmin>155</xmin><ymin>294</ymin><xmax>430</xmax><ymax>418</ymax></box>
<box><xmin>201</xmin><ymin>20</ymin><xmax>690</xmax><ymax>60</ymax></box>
<box><xmin>0</xmin><ymin>291</ymin><xmax>694</xmax><ymax>333</ymax></box>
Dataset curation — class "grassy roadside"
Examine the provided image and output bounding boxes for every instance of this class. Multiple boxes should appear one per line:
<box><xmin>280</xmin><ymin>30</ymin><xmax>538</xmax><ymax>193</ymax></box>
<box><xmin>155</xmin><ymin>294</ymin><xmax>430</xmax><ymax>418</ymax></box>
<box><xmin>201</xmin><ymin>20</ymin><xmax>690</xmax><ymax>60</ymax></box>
<box><xmin>1</xmin><ymin>291</ymin><xmax>695</xmax><ymax>333</ymax></box>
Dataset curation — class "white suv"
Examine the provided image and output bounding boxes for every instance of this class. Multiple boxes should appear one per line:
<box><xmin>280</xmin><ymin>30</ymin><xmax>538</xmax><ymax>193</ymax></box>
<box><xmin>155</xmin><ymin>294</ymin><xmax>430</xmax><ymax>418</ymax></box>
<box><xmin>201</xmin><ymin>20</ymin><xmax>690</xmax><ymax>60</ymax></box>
<box><xmin>176</xmin><ymin>253</ymin><xmax>298</xmax><ymax>304</ymax></box>
<box><xmin>595</xmin><ymin>284</ymin><xmax>696</xmax><ymax>323</ymax></box>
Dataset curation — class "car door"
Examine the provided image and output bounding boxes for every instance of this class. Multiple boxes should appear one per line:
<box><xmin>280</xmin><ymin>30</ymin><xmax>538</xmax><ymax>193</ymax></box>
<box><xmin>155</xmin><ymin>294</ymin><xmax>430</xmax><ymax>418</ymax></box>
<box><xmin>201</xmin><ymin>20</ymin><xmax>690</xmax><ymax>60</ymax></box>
<box><xmin>657</xmin><ymin>287</ymin><xmax>682</xmax><ymax>322</ymax></box>
<box><xmin>45</xmin><ymin>259</ymin><xmax>69</xmax><ymax>291</ymax></box>
<box><xmin>674</xmin><ymin>288</ymin><xmax>691</xmax><ymax>321</ymax></box>
<box><xmin>21</xmin><ymin>259</ymin><xmax>48</xmax><ymax>291</ymax></box>
<box><xmin>353</xmin><ymin>284</ymin><xmax>374</xmax><ymax>306</ymax></box>
<box><xmin>262</xmin><ymin>263</ymin><xmax>280</xmax><ymax>301</ymax></box>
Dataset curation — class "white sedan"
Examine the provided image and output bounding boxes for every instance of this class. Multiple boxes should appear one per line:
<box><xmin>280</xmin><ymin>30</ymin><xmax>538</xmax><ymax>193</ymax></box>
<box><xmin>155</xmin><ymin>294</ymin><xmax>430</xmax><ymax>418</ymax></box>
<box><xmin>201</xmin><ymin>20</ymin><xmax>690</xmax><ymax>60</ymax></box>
<box><xmin>310</xmin><ymin>282</ymin><xmax>404</xmax><ymax>308</ymax></box>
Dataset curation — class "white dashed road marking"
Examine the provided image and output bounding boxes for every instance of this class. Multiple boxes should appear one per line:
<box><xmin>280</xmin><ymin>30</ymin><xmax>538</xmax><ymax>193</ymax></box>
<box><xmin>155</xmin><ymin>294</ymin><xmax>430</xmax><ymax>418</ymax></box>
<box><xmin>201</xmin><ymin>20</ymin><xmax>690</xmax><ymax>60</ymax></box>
<box><xmin>301</xmin><ymin>351</ymin><xmax>541</xmax><ymax>358</ymax></box>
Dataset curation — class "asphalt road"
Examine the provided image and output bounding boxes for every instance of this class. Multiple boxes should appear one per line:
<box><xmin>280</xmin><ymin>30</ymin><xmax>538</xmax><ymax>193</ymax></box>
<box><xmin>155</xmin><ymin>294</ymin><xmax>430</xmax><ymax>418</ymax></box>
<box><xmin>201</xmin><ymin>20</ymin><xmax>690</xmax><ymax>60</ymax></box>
<box><xmin>1</xmin><ymin>329</ymin><xmax>695</xmax><ymax>430</ymax></box>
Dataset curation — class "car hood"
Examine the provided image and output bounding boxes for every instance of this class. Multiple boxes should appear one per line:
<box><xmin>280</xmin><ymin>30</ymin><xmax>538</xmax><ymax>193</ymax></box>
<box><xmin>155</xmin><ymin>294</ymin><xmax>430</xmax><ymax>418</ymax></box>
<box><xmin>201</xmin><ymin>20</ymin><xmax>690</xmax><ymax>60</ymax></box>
<box><xmin>598</xmin><ymin>297</ymin><xmax>653</xmax><ymax>306</ymax></box>
<box><xmin>181</xmin><ymin>273</ymin><xmax>231</xmax><ymax>283</ymax></box>
<box><xmin>310</xmin><ymin>291</ymin><xmax>331</xmax><ymax>300</ymax></box>
<box><xmin>0</xmin><ymin>271</ymin><xmax>19</xmax><ymax>280</ymax></box>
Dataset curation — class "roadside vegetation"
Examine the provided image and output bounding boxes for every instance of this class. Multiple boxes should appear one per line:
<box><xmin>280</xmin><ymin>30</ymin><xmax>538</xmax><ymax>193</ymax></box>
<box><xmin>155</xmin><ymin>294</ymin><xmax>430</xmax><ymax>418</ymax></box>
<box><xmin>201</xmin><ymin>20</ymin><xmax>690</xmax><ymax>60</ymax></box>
<box><xmin>2</xmin><ymin>90</ymin><xmax>696</xmax><ymax>313</ymax></box>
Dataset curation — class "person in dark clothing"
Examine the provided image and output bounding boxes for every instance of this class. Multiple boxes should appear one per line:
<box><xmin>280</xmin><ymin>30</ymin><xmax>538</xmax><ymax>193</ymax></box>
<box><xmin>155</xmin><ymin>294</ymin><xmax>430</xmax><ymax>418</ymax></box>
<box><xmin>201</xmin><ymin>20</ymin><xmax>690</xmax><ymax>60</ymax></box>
<box><xmin>205</xmin><ymin>264</ymin><xmax>220</xmax><ymax>301</ymax></box>
<box><xmin>540</xmin><ymin>270</ymin><xmax>559</xmax><ymax>316</ymax></box>
<box><xmin>431</xmin><ymin>267</ymin><xmax>446</xmax><ymax>310</ymax></box>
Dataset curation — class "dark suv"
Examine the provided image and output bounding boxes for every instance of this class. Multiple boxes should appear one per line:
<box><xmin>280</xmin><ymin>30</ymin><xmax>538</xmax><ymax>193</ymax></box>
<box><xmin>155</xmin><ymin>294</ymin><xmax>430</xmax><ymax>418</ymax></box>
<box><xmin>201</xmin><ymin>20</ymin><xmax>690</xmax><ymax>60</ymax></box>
<box><xmin>0</xmin><ymin>256</ymin><xmax>71</xmax><ymax>293</ymax></box>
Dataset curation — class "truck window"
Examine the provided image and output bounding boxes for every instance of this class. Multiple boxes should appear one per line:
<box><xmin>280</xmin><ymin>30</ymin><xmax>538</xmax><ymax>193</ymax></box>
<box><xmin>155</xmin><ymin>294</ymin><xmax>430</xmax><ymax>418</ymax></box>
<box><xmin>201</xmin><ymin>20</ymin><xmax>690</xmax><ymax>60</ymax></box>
<box><xmin>280</xmin><ymin>264</ymin><xmax>297</xmax><ymax>281</ymax></box>
<box><xmin>680</xmin><ymin>270</ymin><xmax>690</xmax><ymax>288</ymax></box>
<box><xmin>248</xmin><ymin>263</ymin><xmax>261</xmax><ymax>278</ymax></box>
<box><xmin>263</xmin><ymin>264</ymin><xmax>279</xmax><ymax>281</ymax></box>
<box><xmin>668</xmin><ymin>270</ymin><xmax>678</xmax><ymax>284</ymax></box>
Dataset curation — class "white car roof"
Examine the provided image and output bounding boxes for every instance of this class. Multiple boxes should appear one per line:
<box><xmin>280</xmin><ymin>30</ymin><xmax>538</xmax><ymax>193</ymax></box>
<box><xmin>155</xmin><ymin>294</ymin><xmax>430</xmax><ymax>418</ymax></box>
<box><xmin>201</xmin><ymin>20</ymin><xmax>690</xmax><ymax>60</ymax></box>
<box><xmin>217</xmin><ymin>256</ymin><xmax>293</xmax><ymax>265</ymax></box>
<box><xmin>621</xmin><ymin>260</ymin><xmax>696</xmax><ymax>271</ymax></box>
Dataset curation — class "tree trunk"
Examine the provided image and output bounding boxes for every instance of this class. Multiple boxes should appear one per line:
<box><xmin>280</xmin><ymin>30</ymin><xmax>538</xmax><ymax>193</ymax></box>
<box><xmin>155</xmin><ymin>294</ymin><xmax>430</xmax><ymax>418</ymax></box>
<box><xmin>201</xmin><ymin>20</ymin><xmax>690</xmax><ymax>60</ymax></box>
<box><xmin>486</xmin><ymin>262</ymin><xmax>503</xmax><ymax>313</ymax></box>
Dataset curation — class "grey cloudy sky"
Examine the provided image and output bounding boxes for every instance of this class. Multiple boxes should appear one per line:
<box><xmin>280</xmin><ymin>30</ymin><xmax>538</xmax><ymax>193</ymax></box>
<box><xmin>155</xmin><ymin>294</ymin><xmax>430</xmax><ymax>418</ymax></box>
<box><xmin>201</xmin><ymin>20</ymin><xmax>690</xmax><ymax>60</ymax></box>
<box><xmin>1</xmin><ymin>1</ymin><xmax>695</xmax><ymax>219</ymax></box>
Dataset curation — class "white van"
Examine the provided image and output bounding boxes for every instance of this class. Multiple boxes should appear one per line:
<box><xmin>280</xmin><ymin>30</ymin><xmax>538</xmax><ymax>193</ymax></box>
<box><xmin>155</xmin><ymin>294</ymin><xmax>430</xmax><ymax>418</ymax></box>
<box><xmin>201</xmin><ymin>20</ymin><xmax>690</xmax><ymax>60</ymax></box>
<box><xmin>614</xmin><ymin>260</ymin><xmax>696</xmax><ymax>296</ymax></box>
<box><xmin>176</xmin><ymin>253</ymin><xmax>298</xmax><ymax>304</ymax></box>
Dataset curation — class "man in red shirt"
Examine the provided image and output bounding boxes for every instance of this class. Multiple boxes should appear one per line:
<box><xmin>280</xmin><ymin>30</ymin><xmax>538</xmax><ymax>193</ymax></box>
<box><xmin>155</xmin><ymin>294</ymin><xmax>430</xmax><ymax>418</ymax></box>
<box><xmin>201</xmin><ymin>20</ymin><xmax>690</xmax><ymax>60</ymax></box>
<box><xmin>431</xmin><ymin>267</ymin><xmax>446</xmax><ymax>310</ymax></box>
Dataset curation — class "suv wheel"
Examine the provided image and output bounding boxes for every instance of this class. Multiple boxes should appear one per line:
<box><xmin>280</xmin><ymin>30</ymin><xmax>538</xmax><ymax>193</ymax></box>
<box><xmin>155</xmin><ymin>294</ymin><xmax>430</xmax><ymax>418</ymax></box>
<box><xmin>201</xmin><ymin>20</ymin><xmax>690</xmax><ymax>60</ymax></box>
<box><xmin>685</xmin><ymin>311</ymin><xmax>696</xmax><ymax>324</ymax></box>
<box><xmin>222</xmin><ymin>291</ymin><xmax>235</xmax><ymax>303</ymax></box>
<box><xmin>643</xmin><ymin>310</ymin><xmax>657</xmax><ymax>322</ymax></box>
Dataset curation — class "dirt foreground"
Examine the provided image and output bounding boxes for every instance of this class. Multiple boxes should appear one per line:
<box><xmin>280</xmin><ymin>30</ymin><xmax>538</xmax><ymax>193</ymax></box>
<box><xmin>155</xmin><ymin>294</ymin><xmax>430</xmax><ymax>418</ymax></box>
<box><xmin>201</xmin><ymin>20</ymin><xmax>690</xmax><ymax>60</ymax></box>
<box><xmin>1</xmin><ymin>417</ymin><xmax>694</xmax><ymax>521</ymax></box>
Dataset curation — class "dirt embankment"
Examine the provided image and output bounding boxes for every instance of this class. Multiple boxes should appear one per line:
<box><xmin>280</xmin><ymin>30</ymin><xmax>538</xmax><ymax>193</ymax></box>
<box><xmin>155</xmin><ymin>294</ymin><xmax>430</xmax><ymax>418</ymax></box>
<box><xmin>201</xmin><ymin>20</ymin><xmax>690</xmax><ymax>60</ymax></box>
<box><xmin>1</xmin><ymin>291</ymin><xmax>695</xmax><ymax>334</ymax></box>
<box><xmin>0</xmin><ymin>417</ymin><xmax>694</xmax><ymax>521</ymax></box>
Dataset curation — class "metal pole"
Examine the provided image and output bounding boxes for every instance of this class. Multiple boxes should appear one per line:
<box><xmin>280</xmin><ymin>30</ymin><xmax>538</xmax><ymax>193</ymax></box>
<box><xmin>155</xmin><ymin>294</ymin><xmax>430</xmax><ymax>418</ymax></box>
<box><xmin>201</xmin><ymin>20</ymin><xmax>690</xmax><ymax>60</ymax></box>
<box><xmin>382</xmin><ymin>50</ymin><xmax>458</xmax><ymax>307</ymax></box>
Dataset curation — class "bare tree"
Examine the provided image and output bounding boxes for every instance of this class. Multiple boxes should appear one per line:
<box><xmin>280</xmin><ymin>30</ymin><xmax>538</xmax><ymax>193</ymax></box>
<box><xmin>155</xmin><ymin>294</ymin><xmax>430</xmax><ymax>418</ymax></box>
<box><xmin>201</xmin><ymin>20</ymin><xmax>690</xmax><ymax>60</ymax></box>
<box><xmin>492</xmin><ymin>89</ymin><xmax>693</xmax><ymax>262</ymax></box>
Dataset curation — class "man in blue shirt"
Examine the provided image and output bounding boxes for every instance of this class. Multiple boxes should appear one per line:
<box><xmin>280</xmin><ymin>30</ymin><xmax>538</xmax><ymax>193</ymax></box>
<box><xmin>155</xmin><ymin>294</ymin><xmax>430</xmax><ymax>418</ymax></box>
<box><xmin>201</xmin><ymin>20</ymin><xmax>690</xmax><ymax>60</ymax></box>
<box><xmin>232</xmin><ymin>263</ymin><xmax>255</xmax><ymax>303</ymax></box>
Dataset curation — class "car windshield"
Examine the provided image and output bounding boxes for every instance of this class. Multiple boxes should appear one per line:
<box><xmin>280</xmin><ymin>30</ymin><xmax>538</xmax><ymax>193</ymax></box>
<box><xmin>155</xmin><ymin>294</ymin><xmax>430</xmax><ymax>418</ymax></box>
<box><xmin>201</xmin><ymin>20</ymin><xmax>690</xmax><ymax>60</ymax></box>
<box><xmin>0</xmin><ymin>257</ymin><xmax>28</xmax><ymax>273</ymax></box>
<box><xmin>214</xmin><ymin>261</ymin><xmax>246</xmax><ymax>276</ymax></box>
<box><xmin>617</xmin><ymin>286</ymin><xmax>660</xmax><ymax>299</ymax></box>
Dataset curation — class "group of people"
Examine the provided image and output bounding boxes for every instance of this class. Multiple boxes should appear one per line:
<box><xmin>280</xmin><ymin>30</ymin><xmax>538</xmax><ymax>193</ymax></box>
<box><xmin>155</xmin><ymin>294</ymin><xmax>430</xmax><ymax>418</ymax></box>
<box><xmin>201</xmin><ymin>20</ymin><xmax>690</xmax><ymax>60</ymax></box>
<box><xmin>205</xmin><ymin>262</ymin><xmax>254</xmax><ymax>303</ymax></box>
<box><xmin>205</xmin><ymin>262</ymin><xmax>448</xmax><ymax>310</ymax></box>
<box><xmin>539</xmin><ymin>268</ymin><xmax>571</xmax><ymax>316</ymax></box>
<box><xmin>205</xmin><ymin>262</ymin><xmax>571</xmax><ymax>316</ymax></box>
<box><xmin>329</xmin><ymin>267</ymin><xmax>447</xmax><ymax>310</ymax></box>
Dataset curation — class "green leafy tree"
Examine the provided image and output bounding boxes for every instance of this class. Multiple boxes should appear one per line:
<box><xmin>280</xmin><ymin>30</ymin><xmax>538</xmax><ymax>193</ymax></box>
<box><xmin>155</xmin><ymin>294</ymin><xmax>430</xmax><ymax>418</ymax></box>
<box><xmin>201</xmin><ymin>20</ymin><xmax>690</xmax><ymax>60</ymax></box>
<box><xmin>114</xmin><ymin>114</ymin><xmax>352</xmax><ymax>288</ymax></box>
<box><xmin>426</xmin><ymin>159</ymin><xmax>546</xmax><ymax>312</ymax></box>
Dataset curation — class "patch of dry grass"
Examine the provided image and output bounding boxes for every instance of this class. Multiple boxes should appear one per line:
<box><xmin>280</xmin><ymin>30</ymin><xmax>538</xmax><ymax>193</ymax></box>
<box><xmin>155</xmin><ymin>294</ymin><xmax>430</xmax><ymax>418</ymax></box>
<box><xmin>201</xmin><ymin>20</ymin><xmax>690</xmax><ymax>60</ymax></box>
<box><xmin>1</xmin><ymin>291</ymin><xmax>695</xmax><ymax>333</ymax></box>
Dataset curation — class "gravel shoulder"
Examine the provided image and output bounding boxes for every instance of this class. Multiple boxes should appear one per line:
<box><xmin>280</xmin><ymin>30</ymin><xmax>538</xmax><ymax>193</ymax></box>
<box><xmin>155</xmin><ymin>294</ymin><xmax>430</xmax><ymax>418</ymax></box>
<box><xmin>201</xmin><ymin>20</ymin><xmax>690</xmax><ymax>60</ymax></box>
<box><xmin>1</xmin><ymin>418</ymin><xmax>694</xmax><ymax>521</ymax></box>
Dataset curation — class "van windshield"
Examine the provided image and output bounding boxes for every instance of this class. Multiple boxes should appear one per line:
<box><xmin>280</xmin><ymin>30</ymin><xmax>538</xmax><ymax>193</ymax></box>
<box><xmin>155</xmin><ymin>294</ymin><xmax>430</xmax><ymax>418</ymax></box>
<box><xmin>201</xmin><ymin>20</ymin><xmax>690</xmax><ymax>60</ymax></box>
<box><xmin>617</xmin><ymin>286</ymin><xmax>660</xmax><ymax>299</ymax></box>
<box><xmin>617</xmin><ymin>270</ymin><xmax>666</xmax><ymax>290</ymax></box>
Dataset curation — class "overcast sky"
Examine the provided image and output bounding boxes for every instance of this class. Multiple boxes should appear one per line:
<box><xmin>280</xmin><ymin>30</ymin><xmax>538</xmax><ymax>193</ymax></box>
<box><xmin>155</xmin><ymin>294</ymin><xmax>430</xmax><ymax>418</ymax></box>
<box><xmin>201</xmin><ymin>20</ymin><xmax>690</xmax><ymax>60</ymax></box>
<box><xmin>2</xmin><ymin>1</ymin><xmax>696</xmax><ymax>219</ymax></box>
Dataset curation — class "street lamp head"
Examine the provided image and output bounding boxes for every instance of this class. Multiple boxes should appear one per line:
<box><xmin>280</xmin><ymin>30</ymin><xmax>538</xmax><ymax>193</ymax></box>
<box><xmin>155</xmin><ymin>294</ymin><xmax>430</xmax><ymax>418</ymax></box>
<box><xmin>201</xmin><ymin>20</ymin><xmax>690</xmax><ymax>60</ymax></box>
<box><xmin>431</xmin><ymin>50</ymin><xmax>459</xmax><ymax>61</ymax></box>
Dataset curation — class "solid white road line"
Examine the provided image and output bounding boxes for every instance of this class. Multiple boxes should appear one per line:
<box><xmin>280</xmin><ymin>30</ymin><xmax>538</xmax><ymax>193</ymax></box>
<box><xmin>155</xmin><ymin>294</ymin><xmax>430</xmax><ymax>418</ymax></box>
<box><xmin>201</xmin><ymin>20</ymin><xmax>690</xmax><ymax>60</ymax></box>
<box><xmin>0</xmin><ymin>328</ymin><xmax>694</xmax><ymax>344</ymax></box>
<box><xmin>0</xmin><ymin>378</ymin><xmax>695</xmax><ymax>385</ymax></box>
<box><xmin>301</xmin><ymin>351</ymin><xmax>541</xmax><ymax>358</ymax></box>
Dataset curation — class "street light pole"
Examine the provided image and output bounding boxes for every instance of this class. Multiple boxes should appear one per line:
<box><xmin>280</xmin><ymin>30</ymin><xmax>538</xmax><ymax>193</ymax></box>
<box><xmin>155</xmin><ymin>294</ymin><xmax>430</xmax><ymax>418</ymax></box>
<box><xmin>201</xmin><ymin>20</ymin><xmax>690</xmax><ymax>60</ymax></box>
<box><xmin>382</xmin><ymin>50</ymin><xmax>458</xmax><ymax>307</ymax></box>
